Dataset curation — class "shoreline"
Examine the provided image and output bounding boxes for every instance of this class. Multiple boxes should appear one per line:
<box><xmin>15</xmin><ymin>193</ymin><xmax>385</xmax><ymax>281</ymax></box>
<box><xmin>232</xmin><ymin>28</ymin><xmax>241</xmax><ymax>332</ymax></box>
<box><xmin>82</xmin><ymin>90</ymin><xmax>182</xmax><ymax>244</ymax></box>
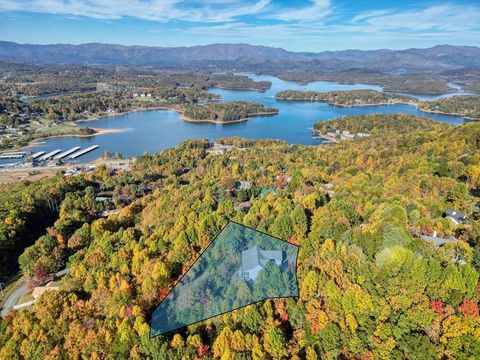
<box><xmin>275</xmin><ymin>97</ymin><xmax>417</xmax><ymax>107</ymax></box>
<box><xmin>276</xmin><ymin>97</ymin><xmax>475</xmax><ymax>119</ymax></box>
<box><xmin>3</xmin><ymin>85</ymin><xmax>474</xmax><ymax>152</ymax></box>
<box><xmin>3</xmin><ymin>104</ymin><xmax>277</xmax><ymax>151</ymax></box>
<box><xmin>38</xmin><ymin>127</ymin><xmax>126</xmax><ymax>140</ymax></box>
<box><xmin>17</xmin><ymin>127</ymin><xmax>127</xmax><ymax>151</ymax></box>
<box><xmin>416</xmin><ymin>107</ymin><xmax>479</xmax><ymax>120</ymax></box>
<box><xmin>213</xmin><ymin>86</ymin><xmax>268</xmax><ymax>92</ymax></box>
<box><xmin>273</xmin><ymin>75</ymin><xmax>462</xmax><ymax>96</ymax></box>
<box><xmin>77</xmin><ymin>106</ymin><xmax>175</xmax><ymax>122</ymax></box>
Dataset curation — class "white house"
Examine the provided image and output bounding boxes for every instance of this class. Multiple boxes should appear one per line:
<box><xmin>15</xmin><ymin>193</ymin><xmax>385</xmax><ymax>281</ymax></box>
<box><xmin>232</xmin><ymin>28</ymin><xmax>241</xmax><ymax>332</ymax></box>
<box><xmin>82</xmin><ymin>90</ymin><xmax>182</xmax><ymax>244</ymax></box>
<box><xmin>32</xmin><ymin>281</ymin><xmax>59</xmax><ymax>299</ymax></box>
<box><xmin>238</xmin><ymin>245</ymin><xmax>284</xmax><ymax>281</ymax></box>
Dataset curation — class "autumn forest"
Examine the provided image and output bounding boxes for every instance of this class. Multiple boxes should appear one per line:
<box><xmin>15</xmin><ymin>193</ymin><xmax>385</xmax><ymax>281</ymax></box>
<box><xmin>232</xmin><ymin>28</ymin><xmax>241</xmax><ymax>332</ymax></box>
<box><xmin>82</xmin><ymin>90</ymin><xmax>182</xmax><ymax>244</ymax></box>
<box><xmin>0</xmin><ymin>113</ymin><xmax>479</xmax><ymax>358</ymax></box>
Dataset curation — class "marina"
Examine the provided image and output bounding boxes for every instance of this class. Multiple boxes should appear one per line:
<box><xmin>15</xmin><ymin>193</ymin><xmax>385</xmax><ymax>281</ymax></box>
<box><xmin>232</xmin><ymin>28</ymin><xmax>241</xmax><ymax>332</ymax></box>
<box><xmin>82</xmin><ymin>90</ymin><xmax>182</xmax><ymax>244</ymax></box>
<box><xmin>0</xmin><ymin>145</ymin><xmax>101</xmax><ymax>170</ymax></box>
<box><xmin>0</xmin><ymin>75</ymin><xmax>469</xmax><ymax>165</ymax></box>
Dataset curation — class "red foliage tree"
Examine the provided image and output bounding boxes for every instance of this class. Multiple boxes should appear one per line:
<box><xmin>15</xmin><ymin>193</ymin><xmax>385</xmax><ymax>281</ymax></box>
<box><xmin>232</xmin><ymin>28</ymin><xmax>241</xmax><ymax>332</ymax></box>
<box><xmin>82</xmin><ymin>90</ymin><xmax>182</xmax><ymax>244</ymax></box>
<box><xmin>124</xmin><ymin>305</ymin><xmax>133</xmax><ymax>317</ymax></box>
<box><xmin>459</xmin><ymin>299</ymin><xmax>479</xmax><ymax>318</ymax></box>
<box><xmin>198</xmin><ymin>344</ymin><xmax>210</xmax><ymax>357</ymax></box>
<box><xmin>288</xmin><ymin>235</ymin><xmax>297</xmax><ymax>245</ymax></box>
<box><xmin>158</xmin><ymin>288</ymin><xmax>169</xmax><ymax>300</ymax></box>
<box><xmin>429</xmin><ymin>300</ymin><xmax>444</xmax><ymax>317</ymax></box>
<box><xmin>275</xmin><ymin>299</ymin><xmax>289</xmax><ymax>322</ymax></box>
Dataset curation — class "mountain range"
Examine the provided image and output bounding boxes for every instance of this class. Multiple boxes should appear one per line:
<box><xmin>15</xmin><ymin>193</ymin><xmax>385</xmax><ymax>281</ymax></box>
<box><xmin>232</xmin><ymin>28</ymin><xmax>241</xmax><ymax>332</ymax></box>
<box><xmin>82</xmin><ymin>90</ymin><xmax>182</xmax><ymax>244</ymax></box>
<box><xmin>0</xmin><ymin>41</ymin><xmax>479</xmax><ymax>74</ymax></box>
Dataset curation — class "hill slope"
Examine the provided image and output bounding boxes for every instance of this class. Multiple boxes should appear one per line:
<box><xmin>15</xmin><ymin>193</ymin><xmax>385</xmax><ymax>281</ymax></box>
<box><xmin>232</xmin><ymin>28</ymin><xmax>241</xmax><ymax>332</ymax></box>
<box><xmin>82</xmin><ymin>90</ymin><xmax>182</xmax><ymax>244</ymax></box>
<box><xmin>1</xmin><ymin>41</ymin><xmax>479</xmax><ymax>73</ymax></box>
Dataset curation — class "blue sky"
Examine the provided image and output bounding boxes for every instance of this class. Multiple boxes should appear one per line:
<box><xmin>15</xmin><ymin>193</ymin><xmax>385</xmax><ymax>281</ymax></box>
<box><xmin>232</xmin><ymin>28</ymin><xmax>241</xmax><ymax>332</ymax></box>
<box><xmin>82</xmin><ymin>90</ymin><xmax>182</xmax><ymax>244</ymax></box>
<box><xmin>0</xmin><ymin>0</ymin><xmax>479</xmax><ymax>51</ymax></box>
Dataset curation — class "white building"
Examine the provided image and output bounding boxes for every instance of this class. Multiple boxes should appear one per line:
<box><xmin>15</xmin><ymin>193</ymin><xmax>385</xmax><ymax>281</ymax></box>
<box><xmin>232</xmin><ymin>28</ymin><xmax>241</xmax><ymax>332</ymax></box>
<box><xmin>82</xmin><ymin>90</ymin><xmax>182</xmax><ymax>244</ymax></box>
<box><xmin>238</xmin><ymin>245</ymin><xmax>284</xmax><ymax>281</ymax></box>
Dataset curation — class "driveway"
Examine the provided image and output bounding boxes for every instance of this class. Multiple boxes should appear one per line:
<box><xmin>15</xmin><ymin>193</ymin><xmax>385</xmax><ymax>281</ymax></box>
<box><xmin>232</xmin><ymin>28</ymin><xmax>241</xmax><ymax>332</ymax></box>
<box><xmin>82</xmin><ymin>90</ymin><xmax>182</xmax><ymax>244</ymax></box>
<box><xmin>1</xmin><ymin>268</ymin><xmax>69</xmax><ymax>317</ymax></box>
<box><xmin>1</xmin><ymin>283</ymin><xmax>28</xmax><ymax>317</ymax></box>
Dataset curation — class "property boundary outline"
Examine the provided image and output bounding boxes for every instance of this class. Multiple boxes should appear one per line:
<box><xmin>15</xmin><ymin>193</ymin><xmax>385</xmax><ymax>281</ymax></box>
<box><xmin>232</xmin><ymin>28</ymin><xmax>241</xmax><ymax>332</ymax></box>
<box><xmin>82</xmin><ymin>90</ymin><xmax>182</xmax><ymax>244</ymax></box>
<box><xmin>149</xmin><ymin>219</ymin><xmax>300</xmax><ymax>337</ymax></box>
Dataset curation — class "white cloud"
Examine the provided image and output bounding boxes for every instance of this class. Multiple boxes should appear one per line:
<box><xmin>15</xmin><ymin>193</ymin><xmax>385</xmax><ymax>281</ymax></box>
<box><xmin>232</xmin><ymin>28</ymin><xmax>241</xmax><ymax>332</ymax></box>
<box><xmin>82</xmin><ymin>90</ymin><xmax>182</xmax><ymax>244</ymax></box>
<box><xmin>185</xmin><ymin>0</ymin><xmax>270</xmax><ymax>22</ymax></box>
<box><xmin>0</xmin><ymin>0</ymin><xmax>478</xmax><ymax>51</ymax></box>
<box><xmin>267</xmin><ymin>0</ymin><xmax>331</xmax><ymax>22</ymax></box>
<box><xmin>352</xmin><ymin>4</ymin><xmax>480</xmax><ymax>32</ymax></box>
<box><xmin>0</xmin><ymin>0</ymin><xmax>271</xmax><ymax>22</ymax></box>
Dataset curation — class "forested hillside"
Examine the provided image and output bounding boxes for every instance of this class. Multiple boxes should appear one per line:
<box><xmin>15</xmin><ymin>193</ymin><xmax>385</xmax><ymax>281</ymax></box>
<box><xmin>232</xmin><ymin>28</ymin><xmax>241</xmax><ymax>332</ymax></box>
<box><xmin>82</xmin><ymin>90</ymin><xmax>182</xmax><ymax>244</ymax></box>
<box><xmin>275</xmin><ymin>89</ymin><xmax>416</xmax><ymax>106</ymax></box>
<box><xmin>419</xmin><ymin>95</ymin><xmax>480</xmax><ymax>119</ymax></box>
<box><xmin>1</xmin><ymin>114</ymin><xmax>480</xmax><ymax>359</ymax></box>
<box><xmin>0</xmin><ymin>177</ymin><xmax>87</xmax><ymax>282</ymax></box>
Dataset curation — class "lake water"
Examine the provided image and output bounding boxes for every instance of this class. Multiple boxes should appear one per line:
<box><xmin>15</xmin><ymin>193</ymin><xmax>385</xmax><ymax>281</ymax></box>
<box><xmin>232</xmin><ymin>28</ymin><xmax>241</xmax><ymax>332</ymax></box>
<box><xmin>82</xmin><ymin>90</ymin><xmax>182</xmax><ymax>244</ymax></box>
<box><xmin>7</xmin><ymin>74</ymin><xmax>469</xmax><ymax>163</ymax></box>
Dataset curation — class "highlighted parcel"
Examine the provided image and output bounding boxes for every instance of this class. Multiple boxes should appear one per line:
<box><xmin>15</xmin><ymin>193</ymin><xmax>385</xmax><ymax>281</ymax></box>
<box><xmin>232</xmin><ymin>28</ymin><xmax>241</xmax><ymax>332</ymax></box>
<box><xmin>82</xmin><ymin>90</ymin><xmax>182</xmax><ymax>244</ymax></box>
<box><xmin>150</xmin><ymin>221</ymin><xmax>299</xmax><ymax>336</ymax></box>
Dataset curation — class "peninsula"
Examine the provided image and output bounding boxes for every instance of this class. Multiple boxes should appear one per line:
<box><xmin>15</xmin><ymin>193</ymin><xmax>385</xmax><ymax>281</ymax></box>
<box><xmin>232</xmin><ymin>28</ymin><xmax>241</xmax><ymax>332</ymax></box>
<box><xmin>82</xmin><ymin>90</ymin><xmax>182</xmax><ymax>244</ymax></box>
<box><xmin>276</xmin><ymin>89</ymin><xmax>480</xmax><ymax>120</ymax></box>
<box><xmin>275</xmin><ymin>89</ymin><xmax>417</xmax><ymax>107</ymax></box>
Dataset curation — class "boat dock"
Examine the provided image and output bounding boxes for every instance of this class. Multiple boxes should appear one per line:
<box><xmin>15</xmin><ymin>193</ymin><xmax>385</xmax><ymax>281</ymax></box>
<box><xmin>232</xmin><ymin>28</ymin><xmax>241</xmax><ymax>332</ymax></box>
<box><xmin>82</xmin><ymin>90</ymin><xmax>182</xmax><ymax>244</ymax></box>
<box><xmin>68</xmin><ymin>145</ymin><xmax>99</xmax><ymax>159</ymax></box>
<box><xmin>38</xmin><ymin>149</ymin><xmax>62</xmax><ymax>161</ymax></box>
<box><xmin>311</xmin><ymin>128</ymin><xmax>339</xmax><ymax>143</ymax></box>
<box><xmin>1</xmin><ymin>145</ymin><xmax>101</xmax><ymax>165</ymax></box>
<box><xmin>31</xmin><ymin>151</ymin><xmax>46</xmax><ymax>159</ymax></box>
<box><xmin>54</xmin><ymin>147</ymin><xmax>81</xmax><ymax>160</ymax></box>
<box><xmin>0</xmin><ymin>151</ymin><xmax>26</xmax><ymax>159</ymax></box>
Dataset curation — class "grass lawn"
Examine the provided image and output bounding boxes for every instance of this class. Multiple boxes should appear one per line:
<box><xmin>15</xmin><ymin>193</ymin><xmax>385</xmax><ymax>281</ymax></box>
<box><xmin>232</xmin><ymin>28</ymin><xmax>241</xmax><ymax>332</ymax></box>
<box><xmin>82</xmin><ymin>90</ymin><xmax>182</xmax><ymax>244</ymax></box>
<box><xmin>16</xmin><ymin>293</ymin><xmax>34</xmax><ymax>305</ymax></box>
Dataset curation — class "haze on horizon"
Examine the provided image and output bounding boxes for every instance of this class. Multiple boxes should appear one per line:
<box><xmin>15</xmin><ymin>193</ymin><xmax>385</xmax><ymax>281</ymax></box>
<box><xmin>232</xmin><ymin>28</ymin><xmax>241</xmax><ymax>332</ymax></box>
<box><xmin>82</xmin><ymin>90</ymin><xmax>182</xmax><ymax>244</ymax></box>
<box><xmin>0</xmin><ymin>0</ymin><xmax>479</xmax><ymax>52</ymax></box>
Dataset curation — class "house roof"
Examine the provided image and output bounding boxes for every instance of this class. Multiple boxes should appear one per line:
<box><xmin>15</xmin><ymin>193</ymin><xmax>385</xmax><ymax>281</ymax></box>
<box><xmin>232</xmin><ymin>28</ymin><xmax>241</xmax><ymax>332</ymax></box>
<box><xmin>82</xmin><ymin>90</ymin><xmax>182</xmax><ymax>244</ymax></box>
<box><xmin>421</xmin><ymin>235</ymin><xmax>456</xmax><ymax>247</ymax></box>
<box><xmin>445</xmin><ymin>209</ymin><xmax>467</xmax><ymax>222</ymax></box>
<box><xmin>241</xmin><ymin>245</ymin><xmax>284</xmax><ymax>271</ymax></box>
<box><xmin>236</xmin><ymin>181</ymin><xmax>251</xmax><ymax>189</ymax></box>
<box><xmin>237</xmin><ymin>201</ymin><xmax>252</xmax><ymax>209</ymax></box>
<box><xmin>242</xmin><ymin>246</ymin><xmax>261</xmax><ymax>271</ymax></box>
<box><xmin>32</xmin><ymin>281</ymin><xmax>59</xmax><ymax>298</ymax></box>
<box><xmin>260</xmin><ymin>250</ymin><xmax>284</xmax><ymax>264</ymax></box>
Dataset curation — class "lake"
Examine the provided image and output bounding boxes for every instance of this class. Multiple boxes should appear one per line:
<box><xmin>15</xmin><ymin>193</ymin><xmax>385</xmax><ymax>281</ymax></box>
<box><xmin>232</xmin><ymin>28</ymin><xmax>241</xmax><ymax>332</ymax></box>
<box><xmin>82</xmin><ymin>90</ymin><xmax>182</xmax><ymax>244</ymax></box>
<box><xmin>9</xmin><ymin>74</ymin><xmax>469</xmax><ymax>163</ymax></box>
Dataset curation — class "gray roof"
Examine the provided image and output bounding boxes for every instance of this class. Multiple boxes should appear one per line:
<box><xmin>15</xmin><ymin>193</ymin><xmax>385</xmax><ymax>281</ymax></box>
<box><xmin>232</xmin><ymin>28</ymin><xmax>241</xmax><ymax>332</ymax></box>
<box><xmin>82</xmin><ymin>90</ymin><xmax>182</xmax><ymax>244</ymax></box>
<box><xmin>242</xmin><ymin>246</ymin><xmax>261</xmax><ymax>271</ymax></box>
<box><xmin>445</xmin><ymin>209</ymin><xmax>467</xmax><ymax>222</ymax></box>
<box><xmin>421</xmin><ymin>235</ymin><xmax>456</xmax><ymax>247</ymax></box>
<box><xmin>237</xmin><ymin>181</ymin><xmax>251</xmax><ymax>189</ymax></box>
<box><xmin>260</xmin><ymin>250</ymin><xmax>283</xmax><ymax>264</ymax></box>
<box><xmin>241</xmin><ymin>245</ymin><xmax>284</xmax><ymax>271</ymax></box>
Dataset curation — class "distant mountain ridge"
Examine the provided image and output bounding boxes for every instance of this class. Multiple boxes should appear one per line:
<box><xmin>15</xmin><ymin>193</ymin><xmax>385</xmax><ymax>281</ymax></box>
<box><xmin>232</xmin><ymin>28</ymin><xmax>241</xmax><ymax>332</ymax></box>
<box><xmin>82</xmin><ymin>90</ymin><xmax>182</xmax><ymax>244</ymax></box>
<box><xmin>0</xmin><ymin>41</ymin><xmax>479</xmax><ymax>73</ymax></box>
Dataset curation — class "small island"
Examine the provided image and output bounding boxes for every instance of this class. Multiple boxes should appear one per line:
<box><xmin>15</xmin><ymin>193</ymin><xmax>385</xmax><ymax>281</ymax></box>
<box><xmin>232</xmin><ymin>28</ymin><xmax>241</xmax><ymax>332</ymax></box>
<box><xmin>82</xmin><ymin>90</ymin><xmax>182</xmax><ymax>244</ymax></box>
<box><xmin>275</xmin><ymin>89</ymin><xmax>417</xmax><ymax>107</ymax></box>
<box><xmin>176</xmin><ymin>101</ymin><xmax>279</xmax><ymax>123</ymax></box>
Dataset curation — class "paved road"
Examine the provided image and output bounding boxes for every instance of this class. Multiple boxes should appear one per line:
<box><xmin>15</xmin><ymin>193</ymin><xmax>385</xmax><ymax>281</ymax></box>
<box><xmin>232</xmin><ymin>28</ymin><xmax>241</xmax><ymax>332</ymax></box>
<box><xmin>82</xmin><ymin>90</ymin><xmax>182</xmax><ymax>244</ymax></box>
<box><xmin>1</xmin><ymin>283</ymin><xmax>27</xmax><ymax>317</ymax></box>
<box><xmin>1</xmin><ymin>268</ymin><xmax>69</xmax><ymax>317</ymax></box>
